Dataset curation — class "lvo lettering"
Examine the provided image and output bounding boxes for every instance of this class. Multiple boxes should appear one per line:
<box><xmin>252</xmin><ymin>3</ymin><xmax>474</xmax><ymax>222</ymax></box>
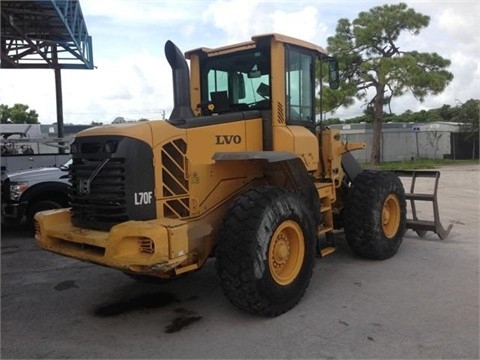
<box><xmin>215</xmin><ymin>135</ymin><xmax>242</xmax><ymax>145</ymax></box>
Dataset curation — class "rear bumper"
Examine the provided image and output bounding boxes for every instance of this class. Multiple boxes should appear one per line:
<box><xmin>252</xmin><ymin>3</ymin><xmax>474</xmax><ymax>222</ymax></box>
<box><xmin>34</xmin><ymin>209</ymin><xmax>191</xmax><ymax>276</ymax></box>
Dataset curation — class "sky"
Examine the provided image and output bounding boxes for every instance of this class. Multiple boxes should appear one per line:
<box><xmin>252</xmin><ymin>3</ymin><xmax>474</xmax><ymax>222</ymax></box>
<box><xmin>1</xmin><ymin>0</ymin><xmax>479</xmax><ymax>125</ymax></box>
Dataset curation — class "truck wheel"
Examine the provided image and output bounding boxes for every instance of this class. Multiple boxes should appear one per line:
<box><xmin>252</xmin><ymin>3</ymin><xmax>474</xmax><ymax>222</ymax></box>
<box><xmin>26</xmin><ymin>200</ymin><xmax>63</xmax><ymax>229</ymax></box>
<box><xmin>215</xmin><ymin>187</ymin><xmax>316</xmax><ymax>317</ymax></box>
<box><xmin>344</xmin><ymin>171</ymin><xmax>406</xmax><ymax>260</ymax></box>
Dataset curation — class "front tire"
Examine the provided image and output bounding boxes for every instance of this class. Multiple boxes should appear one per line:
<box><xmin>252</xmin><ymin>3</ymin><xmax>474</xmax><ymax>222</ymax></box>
<box><xmin>344</xmin><ymin>171</ymin><xmax>406</xmax><ymax>260</ymax></box>
<box><xmin>215</xmin><ymin>187</ymin><xmax>316</xmax><ymax>317</ymax></box>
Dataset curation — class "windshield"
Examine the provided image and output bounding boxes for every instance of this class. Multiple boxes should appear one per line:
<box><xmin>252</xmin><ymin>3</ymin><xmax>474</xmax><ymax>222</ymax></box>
<box><xmin>199</xmin><ymin>45</ymin><xmax>271</xmax><ymax>114</ymax></box>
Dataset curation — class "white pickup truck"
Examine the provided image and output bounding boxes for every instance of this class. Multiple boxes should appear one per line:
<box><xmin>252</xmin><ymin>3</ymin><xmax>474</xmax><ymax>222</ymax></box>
<box><xmin>1</xmin><ymin>160</ymin><xmax>71</xmax><ymax>228</ymax></box>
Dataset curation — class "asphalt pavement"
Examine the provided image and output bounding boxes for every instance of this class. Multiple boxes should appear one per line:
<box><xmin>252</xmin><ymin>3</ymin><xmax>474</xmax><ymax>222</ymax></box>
<box><xmin>1</xmin><ymin>164</ymin><xmax>479</xmax><ymax>359</ymax></box>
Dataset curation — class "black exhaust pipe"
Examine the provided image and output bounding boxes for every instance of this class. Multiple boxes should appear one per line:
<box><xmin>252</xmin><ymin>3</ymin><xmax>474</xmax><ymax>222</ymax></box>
<box><xmin>165</xmin><ymin>40</ymin><xmax>194</xmax><ymax>124</ymax></box>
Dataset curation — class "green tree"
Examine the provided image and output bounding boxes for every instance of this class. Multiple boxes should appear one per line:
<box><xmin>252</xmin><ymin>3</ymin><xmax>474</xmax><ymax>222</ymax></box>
<box><xmin>454</xmin><ymin>99</ymin><xmax>479</xmax><ymax>159</ymax></box>
<box><xmin>0</xmin><ymin>104</ymin><xmax>10</xmax><ymax>123</ymax></box>
<box><xmin>438</xmin><ymin>104</ymin><xmax>455</xmax><ymax>121</ymax></box>
<box><xmin>326</xmin><ymin>3</ymin><xmax>453</xmax><ymax>164</ymax></box>
<box><xmin>0</xmin><ymin>103</ymin><xmax>39</xmax><ymax>124</ymax></box>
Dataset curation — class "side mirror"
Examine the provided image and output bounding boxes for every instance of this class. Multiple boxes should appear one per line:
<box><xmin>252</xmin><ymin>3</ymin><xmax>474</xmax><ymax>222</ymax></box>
<box><xmin>328</xmin><ymin>58</ymin><xmax>339</xmax><ymax>90</ymax></box>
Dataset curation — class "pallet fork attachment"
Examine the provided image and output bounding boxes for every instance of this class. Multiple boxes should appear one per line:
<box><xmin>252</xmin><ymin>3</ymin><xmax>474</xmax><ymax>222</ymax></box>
<box><xmin>394</xmin><ymin>170</ymin><xmax>453</xmax><ymax>240</ymax></box>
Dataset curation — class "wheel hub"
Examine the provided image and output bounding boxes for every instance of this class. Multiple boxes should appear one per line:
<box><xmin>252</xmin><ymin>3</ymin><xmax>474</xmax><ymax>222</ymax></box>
<box><xmin>382</xmin><ymin>194</ymin><xmax>401</xmax><ymax>239</ymax></box>
<box><xmin>268</xmin><ymin>220</ymin><xmax>305</xmax><ymax>285</ymax></box>
<box><xmin>272</xmin><ymin>235</ymin><xmax>290</xmax><ymax>267</ymax></box>
<box><xmin>382</xmin><ymin>207</ymin><xmax>391</xmax><ymax>224</ymax></box>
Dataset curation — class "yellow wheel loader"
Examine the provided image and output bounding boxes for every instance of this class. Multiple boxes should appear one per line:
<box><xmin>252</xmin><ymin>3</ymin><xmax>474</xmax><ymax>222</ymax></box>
<box><xmin>35</xmin><ymin>34</ymin><xmax>408</xmax><ymax>317</ymax></box>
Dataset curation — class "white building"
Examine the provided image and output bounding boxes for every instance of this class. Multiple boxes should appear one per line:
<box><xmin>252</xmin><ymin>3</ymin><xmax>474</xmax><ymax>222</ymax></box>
<box><xmin>329</xmin><ymin>122</ymin><xmax>473</xmax><ymax>162</ymax></box>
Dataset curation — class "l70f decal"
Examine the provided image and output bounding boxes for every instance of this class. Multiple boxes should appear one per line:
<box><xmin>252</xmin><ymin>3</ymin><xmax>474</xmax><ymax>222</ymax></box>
<box><xmin>135</xmin><ymin>191</ymin><xmax>153</xmax><ymax>205</ymax></box>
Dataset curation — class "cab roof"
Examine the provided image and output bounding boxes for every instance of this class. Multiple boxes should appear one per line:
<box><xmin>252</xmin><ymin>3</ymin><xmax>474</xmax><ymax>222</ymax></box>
<box><xmin>185</xmin><ymin>33</ymin><xmax>327</xmax><ymax>59</ymax></box>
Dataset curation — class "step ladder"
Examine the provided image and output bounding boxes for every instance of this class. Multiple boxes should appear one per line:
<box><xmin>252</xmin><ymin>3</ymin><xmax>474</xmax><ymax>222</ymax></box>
<box><xmin>394</xmin><ymin>170</ymin><xmax>453</xmax><ymax>240</ymax></box>
<box><xmin>316</xmin><ymin>182</ymin><xmax>336</xmax><ymax>257</ymax></box>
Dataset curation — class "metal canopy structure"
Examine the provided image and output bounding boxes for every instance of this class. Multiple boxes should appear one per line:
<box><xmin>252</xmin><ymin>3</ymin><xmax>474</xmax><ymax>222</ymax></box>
<box><xmin>0</xmin><ymin>0</ymin><xmax>94</xmax><ymax>153</ymax></box>
<box><xmin>1</xmin><ymin>0</ymin><xmax>93</xmax><ymax>69</ymax></box>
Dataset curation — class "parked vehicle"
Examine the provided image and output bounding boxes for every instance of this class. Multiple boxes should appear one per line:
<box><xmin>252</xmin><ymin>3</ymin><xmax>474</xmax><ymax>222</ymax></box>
<box><xmin>1</xmin><ymin>160</ymin><xmax>71</xmax><ymax>228</ymax></box>
<box><xmin>35</xmin><ymin>34</ymin><xmax>449</xmax><ymax>317</ymax></box>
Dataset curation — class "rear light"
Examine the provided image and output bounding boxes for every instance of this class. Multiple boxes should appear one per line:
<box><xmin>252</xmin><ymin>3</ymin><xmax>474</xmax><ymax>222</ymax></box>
<box><xmin>138</xmin><ymin>237</ymin><xmax>154</xmax><ymax>254</ymax></box>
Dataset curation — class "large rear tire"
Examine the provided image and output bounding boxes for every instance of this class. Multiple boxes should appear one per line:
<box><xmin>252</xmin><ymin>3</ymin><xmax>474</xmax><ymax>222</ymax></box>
<box><xmin>344</xmin><ymin>171</ymin><xmax>406</xmax><ymax>260</ymax></box>
<box><xmin>215</xmin><ymin>187</ymin><xmax>316</xmax><ymax>317</ymax></box>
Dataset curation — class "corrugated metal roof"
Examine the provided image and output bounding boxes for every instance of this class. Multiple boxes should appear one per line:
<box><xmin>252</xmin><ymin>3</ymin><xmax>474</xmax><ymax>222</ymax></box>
<box><xmin>1</xmin><ymin>0</ymin><xmax>93</xmax><ymax>69</ymax></box>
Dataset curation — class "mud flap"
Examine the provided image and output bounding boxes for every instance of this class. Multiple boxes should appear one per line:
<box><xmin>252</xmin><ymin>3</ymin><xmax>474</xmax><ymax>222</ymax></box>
<box><xmin>341</xmin><ymin>152</ymin><xmax>363</xmax><ymax>182</ymax></box>
<box><xmin>393</xmin><ymin>170</ymin><xmax>453</xmax><ymax>240</ymax></box>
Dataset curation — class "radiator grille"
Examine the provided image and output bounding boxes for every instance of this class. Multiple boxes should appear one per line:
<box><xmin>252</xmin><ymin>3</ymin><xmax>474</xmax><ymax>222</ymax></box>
<box><xmin>69</xmin><ymin>135</ymin><xmax>156</xmax><ymax>230</ymax></box>
<box><xmin>70</xmin><ymin>157</ymin><xmax>128</xmax><ymax>229</ymax></box>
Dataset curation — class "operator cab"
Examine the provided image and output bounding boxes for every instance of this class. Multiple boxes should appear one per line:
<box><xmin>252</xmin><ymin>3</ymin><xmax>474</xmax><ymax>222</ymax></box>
<box><xmin>185</xmin><ymin>34</ymin><xmax>339</xmax><ymax>131</ymax></box>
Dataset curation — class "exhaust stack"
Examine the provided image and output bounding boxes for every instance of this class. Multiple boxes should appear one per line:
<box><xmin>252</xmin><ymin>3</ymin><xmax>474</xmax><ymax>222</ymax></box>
<box><xmin>165</xmin><ymin>40</ymin><xmax>194</xmax><ymax>124</ymax></box>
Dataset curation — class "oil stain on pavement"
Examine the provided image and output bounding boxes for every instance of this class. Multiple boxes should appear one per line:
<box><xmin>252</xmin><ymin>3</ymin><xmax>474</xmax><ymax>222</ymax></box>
<box><xmin>93</xmin><ymin>291</ymin><xmax>202</xmax><ymax>333</ymax></box>
<box><xmin>165</xmin><ymin>308</ymin><xmax>202</xmax><ymax>333</ymax></box>
<box><xmin>94</xmin><ymin>291</ymin><xmax>179</xmax><ymax>316</ymax></box>
<box><xmin>54</xmin><ymin>280</ymin><xmax>79</xmax><ymax>291</ymax></box>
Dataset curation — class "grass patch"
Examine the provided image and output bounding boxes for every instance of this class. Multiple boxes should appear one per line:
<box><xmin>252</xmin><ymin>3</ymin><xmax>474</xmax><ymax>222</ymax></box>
<box><xmin>361</xmin><ymin>158</ymin><xmax>479</xmax><ymax>171</ymax></box>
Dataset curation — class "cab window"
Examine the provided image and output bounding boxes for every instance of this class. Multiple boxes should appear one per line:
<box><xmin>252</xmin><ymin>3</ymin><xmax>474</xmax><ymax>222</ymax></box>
<box><xmin>200</xmin><ymin>46</ymin><xmax>271</xmax><ymax>114</ymax></box>
<box><xmin>285</xmin><ymin>46</ymin><xmax>315</xmax><ymax>127</ymax></box>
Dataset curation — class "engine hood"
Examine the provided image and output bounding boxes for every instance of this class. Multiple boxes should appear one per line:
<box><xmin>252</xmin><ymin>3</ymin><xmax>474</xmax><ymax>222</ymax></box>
<box><xmin>6</xmin><ymin>166</ymin><xmax>68</xmax><ymax>183</ymax></box>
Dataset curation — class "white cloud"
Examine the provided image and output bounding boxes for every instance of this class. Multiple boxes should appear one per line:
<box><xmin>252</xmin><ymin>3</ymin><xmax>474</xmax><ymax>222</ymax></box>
<box><xmin>202</xmin><ymin>0</ymin><xmax>264</xmax><ymax>43</ymax></box>
<box><xmin>401</xmin><ymin>1</ymin><xmax>479</xmax><ymax>57</ymax></box>
<box><xmin>269</xmin><ymin>6</ymin><xmax>328</xmax><ymax>43</ymax></box>
<box><xmin>0</xmin><ymin>51</ymin><xmax>174</xmax><ymax>125</ymax></box>
<box><xmin>437</xmin><ymin>4</ymin><xmax>479</xmax><ymax>52</ymax></box>
<box><xmin>60</xmin><ymin>52</ymin><xmax>173</xmax><ymax>123</ymax></box>
<box><xmin>81</xmin><ymin>0</ymin><xmax>198</xmax><ymax>24</ymax></box>
<box><xmin>0</xmin><ymin>70</ymin><xmax>55</xmax><ymax>122</ymax></box>
<box><xmin>202</xmin><ymin>1</ymin><xmax>327</xmax><ymax>45</ymax></box>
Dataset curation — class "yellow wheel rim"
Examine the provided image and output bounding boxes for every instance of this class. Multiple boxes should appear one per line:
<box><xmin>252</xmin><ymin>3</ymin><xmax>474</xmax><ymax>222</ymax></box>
<box><xmin>268</xmin><ymin>220</ymin><xmax>305</xmax><ymax>286</ymax></box>
<box><xmin>382</xmin><ymin>194</ymin><xmax>401</xmax><ymax>238</ymax></box>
